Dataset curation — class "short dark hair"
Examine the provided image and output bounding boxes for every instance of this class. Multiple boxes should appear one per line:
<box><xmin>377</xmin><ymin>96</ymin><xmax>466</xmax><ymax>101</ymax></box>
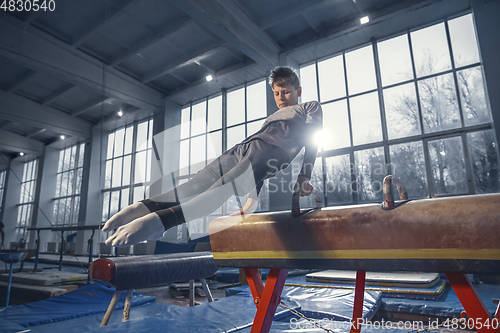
<box><xmin>268</xmin><ymin>66</ymin><xmax>300</xmax><ymax>89</ymax></box>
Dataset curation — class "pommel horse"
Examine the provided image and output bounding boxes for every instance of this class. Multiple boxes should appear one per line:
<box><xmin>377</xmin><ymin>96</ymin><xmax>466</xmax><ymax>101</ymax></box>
<box><xmin>209</xmin><ymin>176</ymin><xmax>500</xmax><ymax>333</ymax></box>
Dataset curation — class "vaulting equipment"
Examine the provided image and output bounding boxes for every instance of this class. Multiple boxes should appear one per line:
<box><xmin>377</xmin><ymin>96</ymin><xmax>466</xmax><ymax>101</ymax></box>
<box><xmin>209</xmin><ymin>176</ymin><xmax>500</xmax><ymax>333</ymax></box>
<box><xmin>89</xmin><ymin>251</ymin><xmax>218</xmax><ymax>326</ymax></box>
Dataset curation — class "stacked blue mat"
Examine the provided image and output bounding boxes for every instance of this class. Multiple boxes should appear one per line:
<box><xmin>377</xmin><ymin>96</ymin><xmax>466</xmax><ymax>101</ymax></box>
<box><xmin>0</xmin><ymin>282</ymin><xmax>155</xmax><ymax>332</ymax></box>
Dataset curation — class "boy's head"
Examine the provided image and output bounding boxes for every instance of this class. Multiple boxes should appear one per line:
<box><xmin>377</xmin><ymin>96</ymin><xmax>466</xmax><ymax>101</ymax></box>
<box><xmin>269</xmin><ymin>66</ymin><xmax>302</xmax><ymax>109</ymax></box>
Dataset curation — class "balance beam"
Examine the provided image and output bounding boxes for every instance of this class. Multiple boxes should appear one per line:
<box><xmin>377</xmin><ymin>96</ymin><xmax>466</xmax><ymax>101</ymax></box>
<box><xmin>89</xmin><ymin>252</ymin><xmax>218</xmax><ymax>326</ymax></box>
<box><xmin>209</xmin><ymin>192</ymin><xmax>500</xmax><ymax>333</ymax></box>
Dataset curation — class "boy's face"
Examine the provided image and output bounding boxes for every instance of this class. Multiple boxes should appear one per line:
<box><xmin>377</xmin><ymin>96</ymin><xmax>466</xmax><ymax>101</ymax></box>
<box><xmin>273</xmin><ymin>83</ymin><xmax>302</xmax><ymax>109</ymax></box>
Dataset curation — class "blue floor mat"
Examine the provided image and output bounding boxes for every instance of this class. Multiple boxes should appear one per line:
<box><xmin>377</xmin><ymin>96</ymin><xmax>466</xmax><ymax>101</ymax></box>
<box><xmin>381</xmin><ymin>283</ymin><xmax>500</xmax><ymax>317</ymax></box>
<box><xmin>0</xmin><ymin>282</ymin><xmax>155</xmax><ymax>327</ymax></box>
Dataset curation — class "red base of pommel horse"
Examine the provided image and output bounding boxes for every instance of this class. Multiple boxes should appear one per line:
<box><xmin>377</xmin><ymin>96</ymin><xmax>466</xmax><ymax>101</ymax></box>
<box><xmin>209</xmin><ymin>176</ymin><xmax>500</xmax><ymax>333</ymax></box>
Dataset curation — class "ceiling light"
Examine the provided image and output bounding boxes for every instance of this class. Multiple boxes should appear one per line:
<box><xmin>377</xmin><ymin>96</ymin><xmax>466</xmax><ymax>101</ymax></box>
<box><xmin>117</xmin><ymin>111</ymin><xmax>123</xmax><ymax>117</ymax></box>
<box><xmin>60</xmin><ymin>135</ymin><xmax>66</xmax><ymax>140</ymax></box>
<box><xmin>360</xmin><ymin>16</ymin><xmax>369</xmax><ymax>24</ymax></box>
<box><xmin>206</xmin><ymin>75</ymin><xmax>213</xmax><ymax>82</ymax></box>
<box><xmin>20</xmin><ymin>152</ymin><xmax>24</xmax><ymax>156</ymax></box>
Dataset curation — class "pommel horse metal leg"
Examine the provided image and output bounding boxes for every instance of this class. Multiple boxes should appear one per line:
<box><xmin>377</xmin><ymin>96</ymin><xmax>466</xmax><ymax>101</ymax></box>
<box><xmin>244</xmin><ymin>268</ymin><xmax>289</xmax><ymax>333</ymax></box>
<box><xmin>446</xmin><ymin>273</ymin><xmax>500</xmax><ymax>333</ymax></box>
<box><xmin>350</xmin><ymin>271</ymin><xmax>366</xmax><ymax>333</ymax></box>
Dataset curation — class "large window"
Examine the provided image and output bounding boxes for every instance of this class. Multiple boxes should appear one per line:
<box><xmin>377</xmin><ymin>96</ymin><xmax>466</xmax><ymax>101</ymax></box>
<box><xmin>52</xmin><ymin>143</ymin><xmax>85</xmax><ymax>230</ymax></box>
<box><xmin>102</xmin><ymin>118</ymin><xmax>154</xmax><ymax>223</ymax></box>
<box><xmin>179</xmin><ymin>80</ymin><xmax>269</xmax><ymax>238</ymax></box>
<box><xmin>300</xmin><ymin>13</ymin><xmax>499</xmax><ymax>207</ymax></box>
<box><xmin>16</xmin><ymin>159</ymin><xmax>38</xmax><ymax>241</ymax></box>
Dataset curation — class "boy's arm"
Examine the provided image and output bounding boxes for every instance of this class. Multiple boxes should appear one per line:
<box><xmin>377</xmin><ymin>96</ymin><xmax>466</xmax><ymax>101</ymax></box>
<box><xmin>230</xmin><ymin>181</ymin><xmax>262</xmax><ymax>216</ymax></box>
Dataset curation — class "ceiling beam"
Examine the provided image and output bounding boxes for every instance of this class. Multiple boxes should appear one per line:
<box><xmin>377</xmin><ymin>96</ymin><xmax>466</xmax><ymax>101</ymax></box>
<box><xmin>165</xmin><ymin>60</ymin><xmax>259</xmax><ymax>102</ymax></box>
<box><xmin>0</xmin><ymin>129</ymin><xmax>45</xmax><ymax>156</ymax></box>
<box><xmin>110</xmin><ymin>18</ymin><xmax>194</xmax><ymax>67</ymax></box>
<box><xmin>7</xmin><ymin>71</ymin><xmax>36</xmax><ymax>92</ymax></box>
<box><xmin>169</xmin><ymin>0</ymin><xmax>280</xmax><ymax>68</ymax></box>
<box><xmin>71</xmin><ymin>96</ymin><xmax>113</xmax><ymax>117</ymax></box>
<box><xmin>0</xmin><ymin>121</ymin><xmax>12</xmax><ymax>131</ymax></box>
<box><xmin>259</xmin><ymin>0</ymin><xmax>333</xmax><ymax>30</ymax></box>
<box><xmin>26</xmin><ymin>128</ymin><xmax>46</xmax><ymax>138</ymax></box>
<box><xmin>0</xmin><ymin>90</ymin><xmax>92</xmax><ymax>139</ymax></box>
<box><xmin>0</xmin><ymin>13</ymin><xmax>163</xmax><ymax>113</ymax></box>
<box><xmin>142</xmin><ymin>43</ymin><xmax>225</xmax><ymax>83</ymax></box>
<box><xmin>72</xmin><ymin>0</ymin><xmax>145</xmax><ymax>47</ymax></box>
<box><xmin>41</xmin><ymin>85</ymin><xmax>75</xmax><ymax>105</ymax></box>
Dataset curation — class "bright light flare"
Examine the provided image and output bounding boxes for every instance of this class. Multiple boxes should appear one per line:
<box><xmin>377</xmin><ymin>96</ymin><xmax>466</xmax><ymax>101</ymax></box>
<box><xmin>360</xmin><ymin>16</ymin><xmax>369</xmax><ymax>24</ymax></box>
<box><xmin>314</xmin><ymin>130</ymin><xmax>332</xmax><ymax>149</ymax></box>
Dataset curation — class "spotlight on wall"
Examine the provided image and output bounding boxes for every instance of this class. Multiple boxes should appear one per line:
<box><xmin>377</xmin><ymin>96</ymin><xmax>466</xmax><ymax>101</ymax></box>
<box><xmin>60</xmin><ymin>135</ymin><xmax>66</xmax><ymax>140</ymax></box>
<box><xmin>20</xmin><ymin>152</ymin><xmax>24</xmax><ymax>156</ymax></box>
<box><xmin>206</xmin><ymin>75</ymin><xmax>213</xmax><ymax>82</ymax></box>
<box><xmin>360</xmin><ymin>16</ymin><xmax>369</xmax><ymax>24</ymax></box>
<box><xmin>118</xmin><ymin>110</ymin><xmax>123</xmax><ymax>117</ymax></box>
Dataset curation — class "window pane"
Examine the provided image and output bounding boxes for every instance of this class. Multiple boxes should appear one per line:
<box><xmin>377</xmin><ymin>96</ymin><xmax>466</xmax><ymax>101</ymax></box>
<box><xmin>458</xmin><ymin>67</ymin><xmax>491</xmax><ymax>126</ymax></box>
<box><xmin>57</xmin><ymin>150</ymin><xmax>64</xmax><ymax>173</ymax></box>
<box><xmin>124</xmin><ymin>125</ymin><xmax>133</xmax><ymax>155</ymax></box>
<box><xmin>146</xmin><ymin>149</ymin><xmax>152</xmax><ymax>182</ymax></box>
<box><xmin>246</xmin><ymin>119</ymin><xmax>264</xmax><ymax>137</ymax></box>
<box><xmin>133</xmin><ymin>186</ymin><xmax>145</xmax><ymax>202</ymax></box>
<box><xmin>299</xmin><ymin>157</ymin><xmax>324</xmax><ymax>209</ymax></box>
<box><xmin>389</xmin><ymin>141</ymin><xmax>428</xmax><ymax>199</ymax></box>
<box><xmin>76</xmin><ymin>167</ymin><xmax>83</xmax><ymax>195</ymax></box>
<box><xmin>190</xmin><ymin>135</ymin><xmax>206</xmax><ymax>174</ymax></box>
<box><xmin>181</xmin><ymin>107</ymin><xmax>190</xmax><ymax>139</ymax></box>
<box><xmin>122</xmin><ymin>155</ymin><xmax>131</xmax><ymax>186</ymax></box>
<box><xmin>468</xmin><ymin>130</ymin><xmax>500</xmax><ymax>193</ymax></box>
<box><xmin>62</xmin><ymin>148</ymin><xmax>71</xmax><ymax>171</ymax></box>
<box><xmin>256</xmin><ymin>179</ymin><xmax>269</xmax><ymax>212</ymax></box>
<box><xmin>354</xmin><ymin>147</ymin><xmax>385</xmax><ymax>202</ymax></box>
<box><xmin>227</xmin><ymin>87</ymin><xmax>245</xmax><ymax>126</ymax></box>
<box><xmin>345</xmin><ymin>45</ymin><xmax>377</xmax><ymax>95</ymax></box>
<box><xmin>428</xmin><ymin>136</ymin><xmax>467</xmax><ymax>195</ymax></box>
<box><xmin>148</xmin><ymin>119</ymin><xmax>153</xmax><ymax>149</ymax></box>
<box><xmin>136</xmin><ymin>121</ymin><xmax>148</xmax><ymax>151</ymax></box>
<box><xmin>322</xmin><ymin>100</ymin><xmax>350</xmax><ymax>150</ymax></box>
<box><xmin>60</xmin><ymin>171</ymin><xmax>69</xmax><ymax>197</ymax></box>
<box><xmin>207</xmin><ymin>130</ymin><xmax>222</xmax><ymax>163</ymax></box>
<box><xmin>411</xmin><ymin>23</ymin><xmax>451</xmax><ymax>77</ymax></box>
<box><xmin>448</xmin><ymin>14</ymin><xmax>480</xmax><ymax>68</ymax></box>
<box><xmin>107</xmin><ymin>132</ymin><xmax>115</xmax><ymax>159</ymax></box>
<box><xmin>121</xmin><ymin>188</ymin><xmax>130</xmax><ymax>209</ymax></box>
<box><xmin>55</xmin><ymin>173</ymin><xmax>61</xmax><ymax>197</ymax></box>
<box><xmin>104</xmin><ymin>160</ymin><xmax>112</xmax><ymax>189</ymax></box>
<box><xmin>102</xmin><ymin>191</ymin><xmax>110</xmax><ymax>221</ymax></box>
<box><xmin>78</xmin><ymin>143</ymin><xmax>85</xmax><ymax>167</ymax></box>
<box><xmin>112</xmin><ymin>157</ymin><xmax>122</xmax><ymax>188</ymax></box>
<box><xmin>325</xmin><ymin>154</ymin><xmax>352</xmax><ymax>205</ymax></box>
<box><xmin>227</xmin><ymin>124</ymin><xmax>245</xmax><ymax>150</ymax></box>
<box><xmin>179</xmin><ymin>139</ymin><xmax>189</xmax><ymax>176</ymax></box>
<box><xmin>191</xmin><ymin>101</ymin><xmax>207</xmax><ymax>136</ymax></box>
<box><xmin>110</xmin><ymin>190</ymin><xmax>120</xmax><ymax>217</ymax></box>
<box><xmin>67</xmin><ymin>170</ymin><xmax>75</xmax><ymax>196</ymax></box>
<box><xmin>114</xmin><ymin>128</ymin><xmax>125</xmax><ymax>158</ymax></box>
<box><xmin>318</xmin><ymin>54</ymin><xmax>346</xmax><ymax>102</ymax></box>
<box><xmin>378</xmin><ymin>34</ymin><xmax>413</xmax><ymax>86</ymax></box>
<box><xmin>247</xmin><ymin>80</ymin><xmax>267</xmax><ymax>121</ymax></box>
<box><xmin>350</xmin><ymin>92</ymin><xmax>382</xmax><ymax>145</ymax></box>
<box><xmin>383</xmin><ymin>83</ymin><xmax>421</xmax><ymax>139</ymax></box>
<box><xmin>299</xmin><ymin>63</ymin><xmax>318</xmax><ymax>103</ymax></box>
<box><xmin>135</xmin><ymin>151</ymin><xmax>146</xmax><ymax>183</ymax></box>
<box><xmin>72</xmin><ymin>196</ymin><xmax>80</xmax><ymax>225</ymax></box>
<box><xmin>69</xmin><ymin>146</ymin><xmax>76</xmax><ymax>169</ymax></box>
<box><xmin>418</xmin><ymin>73</ymin><xmax>460</xmax><ymax>133</ymax></box>
<box><xmin>208</xmin><ymin>95</ymin><xmax>222</xmax><ymax>131</ymax></box>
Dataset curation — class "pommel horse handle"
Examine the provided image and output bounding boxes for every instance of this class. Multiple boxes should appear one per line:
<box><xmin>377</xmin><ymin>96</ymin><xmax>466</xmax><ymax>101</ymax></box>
<box><xmin>291</xmin><ymin>188</ymin><xmax>322</xmax><ymax>217</ymax></box>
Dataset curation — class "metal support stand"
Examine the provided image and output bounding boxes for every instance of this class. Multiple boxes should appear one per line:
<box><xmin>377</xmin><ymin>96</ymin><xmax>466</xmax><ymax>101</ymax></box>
<box><xmin>87</xmin><ymin>230</ymin><xmax>95</xmax><ymax>284</ymax></box>
<box><xmin>350</xmin><ymin>271</ymin><xmax>366</xmax><ymax>333</ymax></box>
<box><xmin>58</xmin><ymin>230</ymin><xmax>64</xmax><ymax>271</ymax></box>
<box><xmin>244</xmin><ymin>268</ymin><xmax>288</xmax><ymax>333</ymax></box>
<box><xmin>446</xmin><ymin>273</ymin><xmax>499</xmax><ymax>333</ymax></box>
<box><xmin>122</xmin><ymin>289</ymin><xmax>134</xmax><ymax>322</ymax></box>
<box><xmin>5</xmin><ymin>262</ymin><xmax>14</xmax><ymax>307</ymax></box>
<box><xmin>101</xmin><ymin>289</ymin><xmax>122</xmax><ymax>327</ymax></box>
<box><xmin>34</xmin><ymin>230</ymin><xmax>40</xmax><ymax>273</ymax></box>
<box><xmin>189</xmin><ymin>279</ymin><xmax>195</xmax><ymax>307</ymax></box>
<box><xmin>200</xmin><ymin>278</ymin><xmax>214</xmax><ymax>302</ymax></box>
